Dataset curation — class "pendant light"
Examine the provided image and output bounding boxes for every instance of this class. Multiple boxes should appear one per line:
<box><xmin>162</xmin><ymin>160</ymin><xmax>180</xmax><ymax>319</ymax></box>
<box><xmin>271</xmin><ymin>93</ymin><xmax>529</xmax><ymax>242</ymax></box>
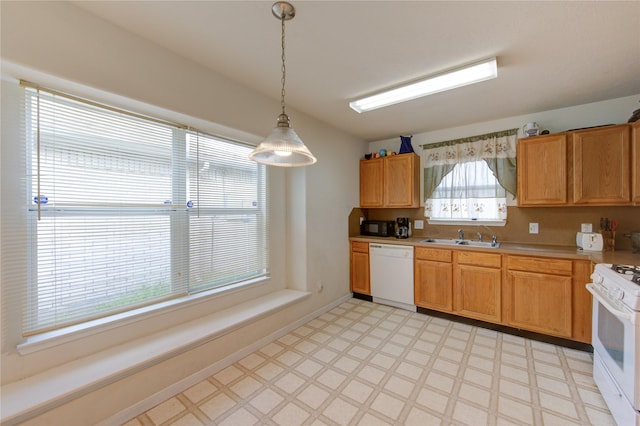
<box><xmin>249</xmin><ymin>2</ymin><xmax>317</xmax><ymax>167</ymax></box>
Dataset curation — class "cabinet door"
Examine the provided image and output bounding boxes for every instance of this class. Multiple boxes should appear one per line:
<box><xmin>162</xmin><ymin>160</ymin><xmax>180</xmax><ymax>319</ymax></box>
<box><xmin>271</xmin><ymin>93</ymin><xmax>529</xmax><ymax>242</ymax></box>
<box><xmin>350</xmin><ymin>243</ymin><xmax>370</xmax><ymax>295</ymax></box>
<box><xmin>632</xmin><ymin>121</ymin><xmax>640</xmax><ymax>204</ymax></box>
<box><xmin>505</xmin><ymin>270</ymin><xmax>572</xmax><ymax>338</ymax></box>
<box><xmin>517</xmin><ymin>134</ymin><xmax>567</xmax><ymax>206</ymax></box>
<box><xmin>454</xmin><ymin>264</ymin><xmax>501</xmax><ymax>323</ymax></box>
<box><xmin>415</xmin><ymin>259</ymin><xmax>453</xmax><ymax>312</ymax></box>
<box><xmin>384</xmin><ymin>153</ymin><xmax>420</xmax><ymax>208</ymax></box>
<box><xmin>360</xmin><ymin>158</ymin><xmax>384</xmax><ymax>207</ymax></box>
<box><xmin>572</xmin><ymin>124</ymin><xmax>631</xmax><ymax>204</ymax></box>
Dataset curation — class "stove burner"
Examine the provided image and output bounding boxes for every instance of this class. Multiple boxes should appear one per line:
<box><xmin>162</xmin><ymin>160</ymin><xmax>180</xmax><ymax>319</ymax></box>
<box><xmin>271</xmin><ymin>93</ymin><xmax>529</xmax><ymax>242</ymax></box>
<box><xmin>611</xmin><ymin>264</ymin><xmax>640</xmax><ymax>274</ymax></box>
<box><xmin>612</xmin><ymin>264</ymin><xmax>640</xmax><ymax>285</ymax></box>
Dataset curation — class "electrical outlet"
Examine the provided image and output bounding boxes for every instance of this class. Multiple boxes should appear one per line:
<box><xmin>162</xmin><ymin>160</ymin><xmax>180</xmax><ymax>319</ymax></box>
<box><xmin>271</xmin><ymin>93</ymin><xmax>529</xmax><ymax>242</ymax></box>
<box><xmin>414</xmin><ymin>219</ymin><xmax>424</xmax><ymax>230</ymax></box>
<box><xmin>529</xmin><ymin>223</ymin><xmax>539</xmax><ymax>234</ymax></box>
<box><xmin>359</xmin><ymin>217</ymin><xmax>364</xmax><ymax>225</ymax></box>
<box><xmin>581</xmin><ymin>223</ymin><xmax>592</xmax><ymax>233</ymax></box>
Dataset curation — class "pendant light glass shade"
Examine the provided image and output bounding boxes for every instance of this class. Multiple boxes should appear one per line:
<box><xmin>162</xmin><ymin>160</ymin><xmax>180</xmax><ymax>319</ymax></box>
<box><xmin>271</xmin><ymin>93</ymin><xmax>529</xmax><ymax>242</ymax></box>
<box><xmin>250</xmin><ymin>114</ymin><xmax>317</xmax><ymax>167</ymax></box>
<box><xmin>249</xmin><ymin>1</ymin><xmax>317</xmax><ymax>167</ymax></box>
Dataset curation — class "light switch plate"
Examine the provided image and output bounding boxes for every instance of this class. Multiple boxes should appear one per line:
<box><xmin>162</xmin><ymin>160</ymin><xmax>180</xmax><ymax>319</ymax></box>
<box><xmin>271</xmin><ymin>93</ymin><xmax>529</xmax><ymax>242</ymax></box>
<box><xmin>581</xmin><ymin>223</ymin><xmax>593</xmax><ymax>233</ymax></box>
<box><xmin>529</xmin><ymin>223</ymin><xmax>539</xmax><ymax>234</ymax></box>
<box><xmin>414</xmin><ymin>219</ymin><xmax>424</xmax><ymax>230</ymax></box>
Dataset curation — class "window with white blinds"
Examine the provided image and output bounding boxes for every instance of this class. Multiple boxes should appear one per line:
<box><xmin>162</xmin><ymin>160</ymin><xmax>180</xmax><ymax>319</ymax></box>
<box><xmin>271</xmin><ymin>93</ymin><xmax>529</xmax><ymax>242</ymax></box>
<box><xmin>24</xmin><ymin>86</ymin><xmax>268</xmax><ymax>335</ymax></box>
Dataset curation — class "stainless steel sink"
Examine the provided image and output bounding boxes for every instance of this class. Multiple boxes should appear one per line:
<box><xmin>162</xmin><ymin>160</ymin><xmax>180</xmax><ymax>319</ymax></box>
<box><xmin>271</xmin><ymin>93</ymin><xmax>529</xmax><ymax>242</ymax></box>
<box><xmin>420</xmin><ymin>238</ymin><xmax>500</xmax><ymax>248</ymax></box>
<box><xmin>420</xmin><ymin>238</ymin><xmax>458</xmax><ymax>245</ymax></box>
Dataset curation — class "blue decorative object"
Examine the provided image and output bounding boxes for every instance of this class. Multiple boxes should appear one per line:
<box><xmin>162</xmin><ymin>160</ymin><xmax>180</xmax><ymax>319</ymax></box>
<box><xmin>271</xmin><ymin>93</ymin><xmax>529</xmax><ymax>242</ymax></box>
<box><xmin>33</xmin><ymin>195</ymin><xmax>48</xmax><ymax>204</ymax></box>
<box><xmin>399</xmin><ymin>135</ymin><xmax>414</xmax><ymax>153</ymax></box>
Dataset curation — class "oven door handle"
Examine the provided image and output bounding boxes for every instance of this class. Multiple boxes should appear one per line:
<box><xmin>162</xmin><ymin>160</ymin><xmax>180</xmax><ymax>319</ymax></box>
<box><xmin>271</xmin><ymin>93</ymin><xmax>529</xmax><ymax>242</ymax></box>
<box><xmin>586</xmin><ymin>284</ymin><xmax>634</xmax><ymax>322</ymax></box>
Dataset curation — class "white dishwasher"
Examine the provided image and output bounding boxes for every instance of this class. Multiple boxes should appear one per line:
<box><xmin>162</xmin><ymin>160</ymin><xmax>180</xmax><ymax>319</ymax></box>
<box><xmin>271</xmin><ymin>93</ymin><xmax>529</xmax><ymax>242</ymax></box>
<box><xmin>369</xmin><ymin>243</ymin><xmax>416</xmax><ymax>312</ymax></box>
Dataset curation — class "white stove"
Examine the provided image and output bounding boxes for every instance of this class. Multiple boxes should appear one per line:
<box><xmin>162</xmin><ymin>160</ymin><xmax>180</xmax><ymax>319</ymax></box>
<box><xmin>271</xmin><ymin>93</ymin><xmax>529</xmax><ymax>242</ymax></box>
<box><xmin>587</xmin><ymin>263</ymin><xmax>640</xmax><ymax>426</ymax></box>
<box><xmin>591</xmin><ymin>263</ymin><xmax>640</xmax><ymax>312</ymax></box>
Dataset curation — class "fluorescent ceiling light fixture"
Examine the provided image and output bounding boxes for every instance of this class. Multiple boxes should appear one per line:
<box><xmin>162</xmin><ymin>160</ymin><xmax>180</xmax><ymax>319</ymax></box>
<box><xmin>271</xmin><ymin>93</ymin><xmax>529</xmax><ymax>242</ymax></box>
<box><xmin>349</xmin><ymin>57</ymin><xmax>498</xmax><ymax>113</ymax></box>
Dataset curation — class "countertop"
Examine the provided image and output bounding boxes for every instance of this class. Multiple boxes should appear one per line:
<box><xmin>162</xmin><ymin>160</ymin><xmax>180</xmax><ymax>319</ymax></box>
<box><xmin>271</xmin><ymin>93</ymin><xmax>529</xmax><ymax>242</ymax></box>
<box><xmin>350</xmin><ymin>235</ymin><xmax>640</xmax><ymax>266</ymax></box>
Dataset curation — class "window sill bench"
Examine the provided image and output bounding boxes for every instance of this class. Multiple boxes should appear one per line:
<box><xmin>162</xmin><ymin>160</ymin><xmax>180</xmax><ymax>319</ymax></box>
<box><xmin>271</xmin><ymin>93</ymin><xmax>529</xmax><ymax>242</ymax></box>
<box><xmin>1</xmin><ymin>289</ymin><xmax>311</xmax><ymax>425</ymax></box>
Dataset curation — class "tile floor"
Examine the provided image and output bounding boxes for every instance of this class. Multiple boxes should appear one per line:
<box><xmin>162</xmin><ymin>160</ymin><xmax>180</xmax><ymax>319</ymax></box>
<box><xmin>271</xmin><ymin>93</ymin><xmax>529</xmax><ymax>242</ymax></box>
<box><xmin>122</xmin><ymin>298</ymin><xmax>615</xmax><ymax>426</ymax></box>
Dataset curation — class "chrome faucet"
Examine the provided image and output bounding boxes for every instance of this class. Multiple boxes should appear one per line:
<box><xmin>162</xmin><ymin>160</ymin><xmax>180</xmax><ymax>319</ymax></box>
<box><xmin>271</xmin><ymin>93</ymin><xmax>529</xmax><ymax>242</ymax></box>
<box><xmin>491</xmin><ymin>235</ymin><xmax>498</xmax><ymax>247</ymax></box>
<box><xmin>458</xmin><ymin>229</ymin><xmax>464</xmax><ymax>241</ymax></box>
<box><xmin>477</xmin><ymin>232</ymin><xmax>483</xmax><ymax>242</ymax></box>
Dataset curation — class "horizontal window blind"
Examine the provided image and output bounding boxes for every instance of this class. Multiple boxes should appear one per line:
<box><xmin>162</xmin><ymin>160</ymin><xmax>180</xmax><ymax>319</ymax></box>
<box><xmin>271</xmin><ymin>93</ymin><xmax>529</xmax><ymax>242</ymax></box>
<box><xmin>21</xmin><ymin>85</ymin><xmax>268</xmax><ymax>335</ymax></box>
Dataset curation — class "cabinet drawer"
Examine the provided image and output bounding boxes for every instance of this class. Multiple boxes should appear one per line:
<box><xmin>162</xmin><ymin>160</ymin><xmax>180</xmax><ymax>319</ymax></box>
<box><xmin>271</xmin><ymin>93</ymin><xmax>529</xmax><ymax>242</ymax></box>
<box><xmin>415</xmin><ymin>247</ymin><xmax>452</xmax><ymax>262</ymax></box>
<box><xmin>507</xmin><ymin>255</ymin><xmax>572</xmax><ymax>276</ymax></box>
<box><xmin>456</xmin><ymin>251</ymin><xmax>501</xmax><ymax>268</ymax></box>
<box><xmin>351</xmin><ymin>241</ymin><xmax>369</xmax><ymax>253</ymax></box>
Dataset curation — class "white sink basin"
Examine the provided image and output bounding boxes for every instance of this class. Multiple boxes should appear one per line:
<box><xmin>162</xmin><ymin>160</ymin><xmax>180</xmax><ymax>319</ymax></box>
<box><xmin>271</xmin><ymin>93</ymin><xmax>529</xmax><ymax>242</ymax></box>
<box><xmin>420</xmin><ymin>238</ymin><xmax>500</xmax><ymax>248</ymax></box>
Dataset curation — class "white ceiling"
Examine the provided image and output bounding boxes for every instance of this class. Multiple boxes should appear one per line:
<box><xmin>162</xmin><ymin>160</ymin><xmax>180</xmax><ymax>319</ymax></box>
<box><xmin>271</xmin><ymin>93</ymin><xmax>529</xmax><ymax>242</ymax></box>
<box><xmin>72</xmin><ymin>1</ymin><xmax>640</xmax><ymax>142</ymax></box>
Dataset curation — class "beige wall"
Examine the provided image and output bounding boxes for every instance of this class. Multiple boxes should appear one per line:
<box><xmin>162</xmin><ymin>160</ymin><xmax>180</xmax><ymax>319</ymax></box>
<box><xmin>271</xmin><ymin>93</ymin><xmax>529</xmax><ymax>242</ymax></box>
<box><xmin>371</xmin><ymin>95</ymin><xmax>640</xmax><ymax>153</ymax></box>
<box><xmin>1</xmin><ymin>1</ymin><xmax>366</xmax><ymax>424</ymax></box>
<box><xmin>362</xmin><ymin>206</ymin><xmax>640</xmax><ymax>251</ymax></box>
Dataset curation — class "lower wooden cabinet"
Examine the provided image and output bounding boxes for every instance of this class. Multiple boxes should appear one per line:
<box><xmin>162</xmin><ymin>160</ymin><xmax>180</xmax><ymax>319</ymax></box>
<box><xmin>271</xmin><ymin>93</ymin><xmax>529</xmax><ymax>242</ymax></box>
<box><xmin>454</xmin><ymin>252</ymin><xmax>502</xmax><ymax>323</ymax></box>
<box><xmin>571</xmin><ymin>260</ymin><xmax>593</xmax><ymax>343</ymax></box>
<box><xmin>412</xmin><ymin>249</ymin><xmax>592</xmax><ymax>344</ymax></box>
<box><xmin>505</xmin><ymin>255</ymin><xmax>592</xmax><ymax>342</ymax></box>
<box><xmin>505</xmin><ymin>269</ymin><xmax>572</xmax><ymax>338</ymax></box>
<box><xmin>350</xmin><ymin>239</ymin><xmax>593</xmax><ymax>344</ymax></box>
<box><xmin>415</xmin><ymin>248</ymin><xmax>453</xmax><ymax>312</ymax></box>
<box><xmin>350</xmin><ymin>241</ymin><xmax>370</xmax><ymax>295</ymax></box>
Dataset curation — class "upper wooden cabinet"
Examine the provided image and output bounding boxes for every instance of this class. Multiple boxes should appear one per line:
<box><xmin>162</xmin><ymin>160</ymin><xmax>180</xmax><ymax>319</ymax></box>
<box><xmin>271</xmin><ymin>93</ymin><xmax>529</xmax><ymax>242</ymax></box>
<box><xmin>359</xmin><ymin>158</ymin><xmax>384</xmax><ymax>207</ymax></box>
<box><xmin>517</xmin><ymin>124</ymin><xmax>632</xmax><ymax>206</ymax></box>
<box><xmin>632</xmin><ymin>120</ymin><xmax>640</xmax><ymax>204</ymax></box>
<box><xmin>572</xmin><ymin>124</ymin><xmax>631</xmax><ymax>205</ymax></box>
<box><xmin>517</xmin><ymin>133</ymin><xmax>567</xmax><ymax>206</ymax></box>
<box><xmin>360</xmin><ymin>153</ymin><xmax>420</xmax><ymax>208</ymax></box>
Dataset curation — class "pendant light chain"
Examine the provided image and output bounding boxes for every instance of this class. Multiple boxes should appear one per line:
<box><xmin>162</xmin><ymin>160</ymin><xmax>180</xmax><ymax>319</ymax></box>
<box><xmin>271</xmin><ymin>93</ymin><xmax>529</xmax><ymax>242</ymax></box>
<box><xmin>248</xmin><ymin>1</ymin><xmax>317</xmax><ymax>167</ymax></box>
<box><xmin>280</xmin><ymin>14</ymin><xmax>287</xmax><ymax>116</ymax></box>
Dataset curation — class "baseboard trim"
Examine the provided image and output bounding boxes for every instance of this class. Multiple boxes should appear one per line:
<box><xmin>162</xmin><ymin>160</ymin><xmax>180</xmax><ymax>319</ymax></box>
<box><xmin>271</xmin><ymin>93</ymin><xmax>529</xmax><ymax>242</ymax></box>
<box><xmin>416</xmin><ymin>307</ymin><xmax>593</xmax><ymax>352</ymax></box>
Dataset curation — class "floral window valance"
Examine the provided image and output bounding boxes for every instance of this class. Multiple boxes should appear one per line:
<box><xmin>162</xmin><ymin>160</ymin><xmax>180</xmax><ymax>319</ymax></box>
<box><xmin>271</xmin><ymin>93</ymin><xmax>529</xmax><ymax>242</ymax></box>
<box><xmin>421</xmin><ymin>128</ymin><xmax>518</xmax><ymax>222</ymax></box>
<box><xmin>421</xmin><ymin>128</ymin><xmax>518</xmax><ymax>199</ymax></box>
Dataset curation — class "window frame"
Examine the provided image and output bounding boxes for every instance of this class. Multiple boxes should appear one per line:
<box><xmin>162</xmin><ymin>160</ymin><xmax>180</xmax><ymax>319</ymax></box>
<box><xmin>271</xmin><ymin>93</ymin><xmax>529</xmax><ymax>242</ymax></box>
<box><xmin>425</xmin><ymin>159</ymin><xmax>508</xmax><ymax>226</ymax></box>
<box><xmin>22</xmin><ymin>83</ymin><xmax>270</xmax><ymax>337</ymax></box>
